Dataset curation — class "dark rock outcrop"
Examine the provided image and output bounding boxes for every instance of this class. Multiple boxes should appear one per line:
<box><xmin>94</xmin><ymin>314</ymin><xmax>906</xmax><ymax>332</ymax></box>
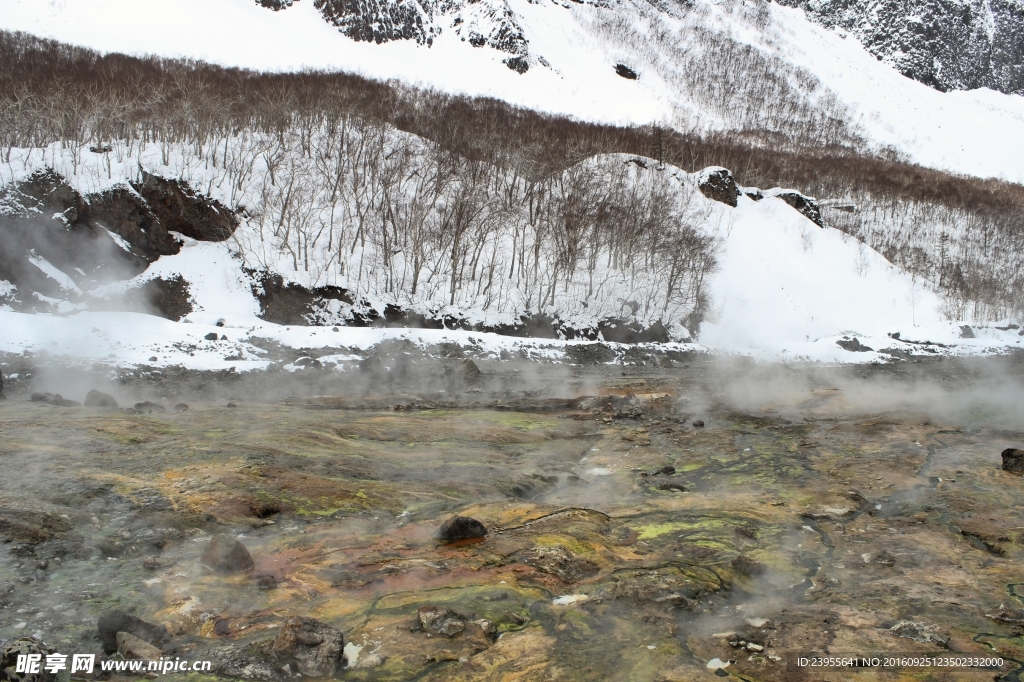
<box><xmin>200</xmin><ymin>534</ymin><xmax>255</xmax><ymax>573</ymax></box>
<box><xmin>615</xmin><ymin>63</ymin><xmax>638</xmax><ymax>79</ymax></box>
<box><xmin>777</xmin><ymin>0</ymin><xmax>1024</xmax><ymax>96</ymax></box>
<box><xmin>837</xmin><ymin>337</ymin><xmax>873</xmax><ymax>352</ymax></box>
<box><xmin>697</xmin><ymin>167</ymin><xmax>739</xmax><ymax>207</ymax></box>
<box><xmin>97</xmin><ymin>610</ymin><xmax>169</xmax><ymax>654</ymax></box>
<box><xmin>1002</xmin><ymin>448</ymin><xmax>1024</xmax><ymax>473</ymax></box>
<box><xmin>272</xmin><ymin>616</ymin><xmax>345</xmax><ymax>678</ymax></box>
<box><xmin>435</xmin><ymin>516</ymin><xmax>488</xmax><ymax>543</ymax></box>
<box><xmin>134</xmin><ymin>401</ymin><xmax>166</xmax><ymax>413</ymax></box>
<box><xmin>84</xmin><ymin>389</ymin><xmax>118</xmax><ymax>408</ymax></box>
<box><xmin>134</xmin><ymin>172</ymin><xmax>238</xmax><ymax>243</ymax></box>
<box><xmin>1</xmin><ymin>169</ymin><xmax>235</xmax><ymax>315</ymax></box>
<box><xmin>767</xmin><ymin>189</ymin><xmax>824</xmax><ymax>227</ymax></box>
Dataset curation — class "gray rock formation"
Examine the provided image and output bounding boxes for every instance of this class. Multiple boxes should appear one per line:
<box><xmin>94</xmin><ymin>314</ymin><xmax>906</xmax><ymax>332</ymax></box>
<box><xmin>777</xmin><ymin>0</ymin><xmax>1024</xmax><ymax>95</ymax></box>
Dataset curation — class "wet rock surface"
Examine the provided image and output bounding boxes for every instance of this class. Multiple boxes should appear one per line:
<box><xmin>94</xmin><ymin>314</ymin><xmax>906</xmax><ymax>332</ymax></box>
<box><xmin>97</xmin><ymin>610</ymin><xmax>168</xmax><ymax>653</ymax></box>
<box><xmin>272</xmin><ymin>616</ymin><xmax>345</xmax><ymax>678</ymax></box>
<box><xmin>200</xmin><ymin>534</ymin><xmax>255</xmax><ymax>574</ymax></box>
<box><xmin>0</xmin><ymin>353</ymin><xmax>1023</xmax><ymax>680</ymax></box>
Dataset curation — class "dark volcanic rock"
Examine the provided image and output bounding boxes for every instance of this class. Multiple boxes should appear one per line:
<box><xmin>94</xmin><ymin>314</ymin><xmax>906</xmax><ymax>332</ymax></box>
<box><xmin>656</xmin><ymin>479</ymin><xmax>687</xmax><ymax>492</ymax></box>
<box><xmin>200</xmin><ymin>534</ymin><xmax>255</xmax><ymax>574</ymax></box>
<box><xmin>837</xmin><ymin>337</ymin><xmax>873</xmax><ymax>352</ymax></box>
<box><xmin>204</xmin><ymin>332</ymin><xmax>219</xmax><ymax>341</ymax></box>
<box><xmin>768</xmin><ymin>189</ymin><xmax>824</xmax><ymax>227</ymax></box>
<box><xmin>697</xmin><ymin>167</ymin><xmax>739</xmax><ymax>207</ymax></box>
<box><xmin>30</xmin><ymin>393</ymin><xmax>79</xmax><ymax>407</ymax></box>
<box><xmin>435</xmin><ymin>516</ymin><xmax>488</xmax><ymax>543</ymax></box>
<box><xmin>84</xmin><ymin>389</ymin><xmax>118</xmax><ymax>408</ymax></box>
<box><xmin>615</xmin><ymin>63</ymin><xmax>638</xmax><ymax>79</ymax></box>
<box><xmin>1002</xmin><ymin>448</ymin><xmax>1024</xmax><ymax>474</ymax></box>
<box><xmin>134</xmin><ymin>172</ymin><xmax>238</xmax><ymax>242</ymax></box>
<box><xmin>272</xmin><ymin>616</ymin><xmax>345</xmax><ymax>678</ymax></box>
<box><xmin>97</xmin><ymin>610</ymin><xmax>168</xmax><ymax>654</ymax></box>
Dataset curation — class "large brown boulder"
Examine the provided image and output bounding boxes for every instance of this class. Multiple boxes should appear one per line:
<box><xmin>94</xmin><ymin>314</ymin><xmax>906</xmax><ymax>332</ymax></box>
<box><xmin>200</xmin><ymin>534</ymin><xmax>255</xmax><ymax>574</ymax></box>
<box><xmin>272</xmin><ymin>616</ymin><xmax>345</xmax><ymax>678</ymax></box>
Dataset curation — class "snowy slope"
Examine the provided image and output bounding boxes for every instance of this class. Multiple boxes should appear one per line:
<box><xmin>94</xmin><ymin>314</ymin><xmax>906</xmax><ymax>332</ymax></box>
<box><xmin>3</xmin><ymin>0</ymin><xmax>1024</xmax><ymax>182</ymax></box>
<box><xmin>5</xmin><ymin>172</ymin><xmax>1019</xmax><ymax>367</ymax></box>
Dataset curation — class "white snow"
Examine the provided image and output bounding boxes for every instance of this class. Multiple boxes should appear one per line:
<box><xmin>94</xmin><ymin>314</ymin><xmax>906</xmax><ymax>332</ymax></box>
<box><xmin>27</xmin><ymin>254</ymin><xmax>83</xmax><ymax>294</ymax></box>
<box><xmin>3</xmin><ymin>0</ymin><xmax>1024</xmax><ymax>181</ymax></box>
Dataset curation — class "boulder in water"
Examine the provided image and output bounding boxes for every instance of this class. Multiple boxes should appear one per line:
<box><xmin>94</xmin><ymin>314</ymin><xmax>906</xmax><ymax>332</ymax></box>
<box><xmin>97</xmin><ymin>610</ymin><xmax>168</xmax><ymax>654</ymax></box>
<box><xmin>200</xmin><ymin>534</ymin><xmax>254</xmax><ymax>574</ymax></box>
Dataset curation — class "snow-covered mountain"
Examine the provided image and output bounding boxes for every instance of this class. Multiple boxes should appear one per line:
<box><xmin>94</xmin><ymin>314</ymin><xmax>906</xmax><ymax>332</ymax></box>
<box><xmin>777</xmin><ymin>0</ymin><xmax>1024</xmax><ymax>96</ymax></box>
<box><xmin>3</xmin><ymin>0</ymin><xmax>1024</xmax><ymax>182</ymax></box>
<box><xmin>1</xmin><ymin>0</ymin><xmax>1023</xmax><ymax>366</ymax></box>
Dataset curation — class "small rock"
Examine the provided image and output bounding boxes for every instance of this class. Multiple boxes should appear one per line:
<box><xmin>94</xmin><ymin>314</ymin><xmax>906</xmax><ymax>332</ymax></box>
<box><xmin>97</xmin><ymin>610</ymin><xmax>168</xmax><ymax>653</ymax></box>
<box><xmin>614</xmin><ymin>63</ymin><xmax>638</xmax><ymax>79</ymax></box>
<box><xmin>272</xmin><ymin>616</ymin><xmax>345</xmax><ymax>678</ymax></box>
<box><xmin>200</xmin><ymin>534</ymin><xmax>254</xmax><ymax>574</ymax></box>
<box><xmin>134</xmin><ymin>401</ymin><xmax>166</xmax><ymax>414</ymax></box>
<box><xmin>746</xmin><ymin>642</ymin><xmax>764</xmax><ymax>652</ymax></box>
<box><xmin>226</xmin><ymin>401</ymin><xmax>239</xmax><ymax>408</ymax></box>
<box><xmin>294</xmin><ymin>357</ymin><xmax>313</xmax><ymax>367</ymax></box>
<box><xmin>351</xmin><ymin>651</ymin><xmax>386</xmax><ymax>668</ymax></box>
<box><xmin>473</xmin><ymin>618</ymin><xmax>497</xmax><ymax>637</ymax></box>
<box><xmin>216</xmin><ymin>319</ymin><xmax>226</xmax><ymax>327</ymax></box>
<box><xmin>499</xmin><ymin>349</ymin><xmax>511</xmax><ymax>360</ymax></box>
<box><xmin>1002</xmin><ymin>448</ymin><xmax>1024</xmax><ymax>474</ymax></box>
<box><xmin>204</xmin><ymin>332</ymin><xmax>219</xmax><ymax>341</ymax></box>
<box><xmin>435</xmin><ymin>516</ymin><xmax>487</xmax><ymax>544</ymax></box>
<box><xmin>656</xmin><ymin>465</ymin><xmax>676</xmax><ymax>475</ymax></box>
<box><xmin>117</xmin><ymin>631</ymin><xmax>162</xmax><ymax>661</ymax></box>
<box><xmin>149</xmin><ymin>356</ymin><xmax>158</xmax><ymax>362</ymax></box>
<box><xmin>122</xmin><ymin>408</ymin><xmax>138</xmax><ymax>415</ymax></box>
<box><xmin>255</xmin><ymin>575</ymin><xmax>278</xmax><ymax>590</ymax></box>
<box><xmin>692</xmin><ymin>419</ymin><xmax>705</xmax><ymax>428</ymax></box>
<box><xmin>84</xmin><ymin>389</ymin><xmax>118</xmax><ymax>408</ymax></box>
<box><xmin>417</xmin><ymin>606</ymin><xmax>465</xmax><ymax>637</ymax></box>
<box><xmin>142</xmin><ymin>557</ymin><xmax>160</xmax><ymax>570</ymax></box>
<box><xmin>656</xmin><ymin>480</ymin><xmax>686</xmax><ymax>492</ymax></box>
<box><xmin>174</xmin><ymin>403</ymin><xmax>189</xmax><ymax>412</ymax></box>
